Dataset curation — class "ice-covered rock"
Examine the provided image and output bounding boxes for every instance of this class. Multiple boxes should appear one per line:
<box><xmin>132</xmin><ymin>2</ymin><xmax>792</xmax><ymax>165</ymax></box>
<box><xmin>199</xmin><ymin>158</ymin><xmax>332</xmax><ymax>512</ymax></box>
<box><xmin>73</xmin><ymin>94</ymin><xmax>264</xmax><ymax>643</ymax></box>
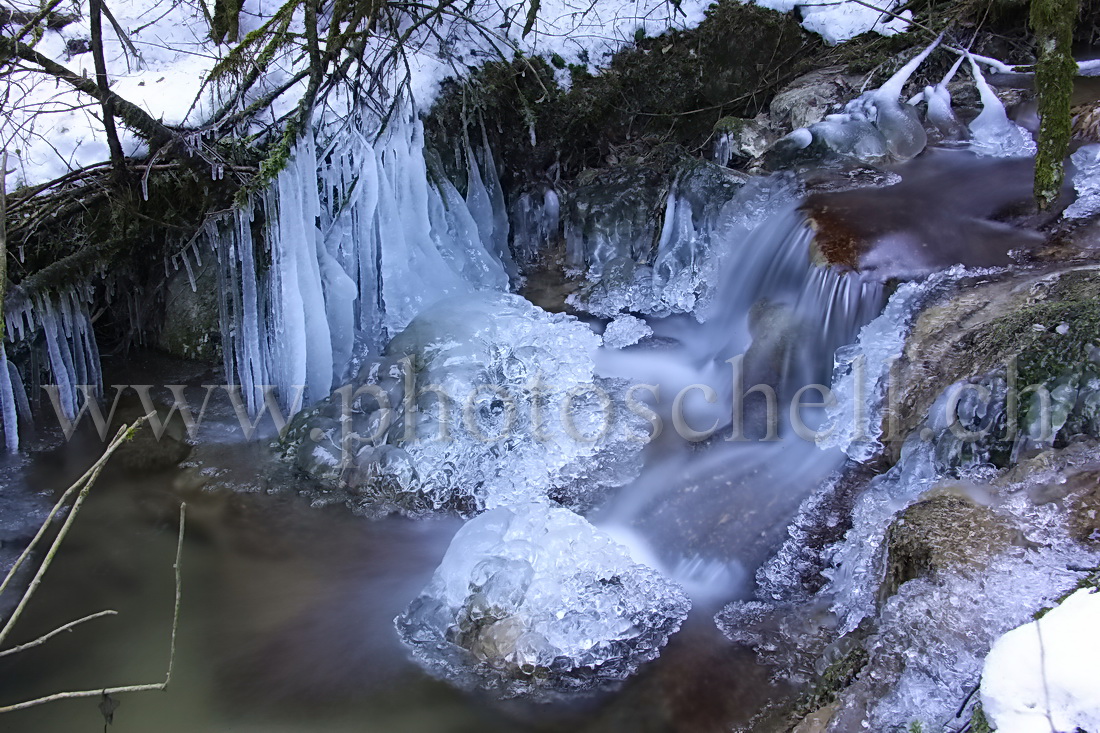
<box><xmin>284</xmin><ymin>292</ymin><xmax>647</xmax><ymax>516</ymax></box>
<box><xmin>395</xmin><ymin>502</ymin><xmax>691</xmax><ymax>697</ymax></box>
<box><xmin>817</xmin><ymin>266</ymin><xmax>973</xmax><ymax>462</ymax></box>
<box><xmin>566</xmin><ymin>160</ymin><xmax>746</xmax><ymax>318</ymax></box>
<box><xmin>981</xmin><ymin>587</ymin><xmax>1100</xmax><ymax>733</ymax></box>
<box><xmin>602</xmin><ymin>316</ymin><xmax>653</xmax><ymax>349</ymax></box>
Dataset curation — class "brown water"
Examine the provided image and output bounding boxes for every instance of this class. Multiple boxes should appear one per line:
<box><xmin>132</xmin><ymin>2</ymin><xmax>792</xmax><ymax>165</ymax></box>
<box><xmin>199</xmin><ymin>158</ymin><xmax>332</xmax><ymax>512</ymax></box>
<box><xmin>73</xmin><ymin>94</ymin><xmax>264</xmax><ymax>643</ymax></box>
<box><xmin>0</xmin><ymin>355</ymin><xmax>793</xmax><ymax>733</ymax></box>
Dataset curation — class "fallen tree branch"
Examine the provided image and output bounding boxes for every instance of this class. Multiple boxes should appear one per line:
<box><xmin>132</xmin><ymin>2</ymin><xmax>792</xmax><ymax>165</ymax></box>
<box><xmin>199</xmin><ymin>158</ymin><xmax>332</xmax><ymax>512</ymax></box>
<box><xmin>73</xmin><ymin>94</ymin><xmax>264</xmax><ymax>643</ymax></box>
<box><xmin>0</xmin><ymin>37</ymin><xmax>175</xmax><ymax>146</ymax></box>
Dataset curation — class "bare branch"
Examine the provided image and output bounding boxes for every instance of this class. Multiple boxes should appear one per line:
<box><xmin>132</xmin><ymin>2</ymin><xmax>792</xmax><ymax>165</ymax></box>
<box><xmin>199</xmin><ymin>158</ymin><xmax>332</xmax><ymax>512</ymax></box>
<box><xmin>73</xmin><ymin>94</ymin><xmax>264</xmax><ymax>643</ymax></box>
<box><xmin>0</xmin><ymin>610</ymin><xmax>118</xmax><ymax>658</ymax></box>
<box><xmin>0</xmin><ymin>503</ymin><xmax>187</xmax><ymax>715</ymax></box>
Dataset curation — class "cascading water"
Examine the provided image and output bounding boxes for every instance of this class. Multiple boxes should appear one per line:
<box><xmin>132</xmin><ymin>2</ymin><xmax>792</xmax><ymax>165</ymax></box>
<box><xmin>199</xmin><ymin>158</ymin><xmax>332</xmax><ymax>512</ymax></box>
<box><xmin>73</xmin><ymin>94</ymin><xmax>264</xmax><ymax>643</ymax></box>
<box><xmin>592</xmin><ymin>192</ymin><xmax>885</xmax><ymax>603</ymax></box>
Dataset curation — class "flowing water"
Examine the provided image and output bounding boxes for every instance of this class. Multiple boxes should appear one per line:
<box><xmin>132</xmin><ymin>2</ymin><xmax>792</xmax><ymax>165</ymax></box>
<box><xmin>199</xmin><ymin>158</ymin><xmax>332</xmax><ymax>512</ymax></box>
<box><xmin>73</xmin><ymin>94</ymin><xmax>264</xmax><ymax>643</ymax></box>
<box><xmin>0</xmin><ymin>107</ymin><xmax>1064</xmax><ymax>730</ymax></box>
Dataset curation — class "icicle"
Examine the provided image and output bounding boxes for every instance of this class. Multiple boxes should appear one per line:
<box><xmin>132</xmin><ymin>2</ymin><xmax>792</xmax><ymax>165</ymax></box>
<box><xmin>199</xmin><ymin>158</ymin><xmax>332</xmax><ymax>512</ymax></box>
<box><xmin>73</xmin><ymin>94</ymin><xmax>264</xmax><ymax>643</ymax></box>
<box><xmin>182</xmin><ymin>247</ymin><xmax>198</xmax><ymax>292</ymax></box>
<box><xmin>924</xmin><ymin>54</ymin><xmax>968</xmax><ymax>140</ymax></box>
<box><xmin>714</xmin><ymin>133</ymin><xmax>733</xmax><ymax>167</ymax></box>
<box><xmin>0</xmin><ymin>346</ymin><xmax>19</xmax><ymax>452</ymax></box>
<box><xmin>877</xmin><ymin>34</ymin><xmax>942</xmax><ymax>101</ymax></box>
<box><xmin>967</xmin><ymin>54</ymin><xmax>1036</xmax><ymax>157</ymax></box>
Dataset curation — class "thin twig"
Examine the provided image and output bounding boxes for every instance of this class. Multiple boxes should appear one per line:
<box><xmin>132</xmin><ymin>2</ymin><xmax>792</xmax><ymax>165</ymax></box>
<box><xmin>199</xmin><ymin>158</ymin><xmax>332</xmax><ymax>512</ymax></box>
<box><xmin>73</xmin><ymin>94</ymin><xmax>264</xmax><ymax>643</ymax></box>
<box><xmin>0</xmin><ymin>417</ymin><xmax>148</xmax><ymax>647</ymax></box>
<box><xmin>0</xmin><ymin>503</ymin><xmax>186</xmax><ymax>715</ymax></box>
<box><xmin>0</xmin><ymin>610</ymin><xmax>118</xmax><ymax>658</ymax></box>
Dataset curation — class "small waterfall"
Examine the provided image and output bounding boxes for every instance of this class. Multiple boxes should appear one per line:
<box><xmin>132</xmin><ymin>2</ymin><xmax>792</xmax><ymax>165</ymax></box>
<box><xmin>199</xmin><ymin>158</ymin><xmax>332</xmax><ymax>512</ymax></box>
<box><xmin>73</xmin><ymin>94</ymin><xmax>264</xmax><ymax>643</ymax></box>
<box><xmin>594</xmin><ymin>186</ymin><xmax>887</xmax><ymax>601</ymax></box>
<box><xmin>212</xmin><ymin>111</ymin><xmax>513</xmax><ymax>414</ymax></box>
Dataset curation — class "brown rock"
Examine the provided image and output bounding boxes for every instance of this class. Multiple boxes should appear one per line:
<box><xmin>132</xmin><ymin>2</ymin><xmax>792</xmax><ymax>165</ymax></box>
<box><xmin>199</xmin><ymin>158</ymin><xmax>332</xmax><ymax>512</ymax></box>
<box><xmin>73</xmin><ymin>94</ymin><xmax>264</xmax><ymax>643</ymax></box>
<box><xmin>883</xmin><ymin>489</ymin><xmax>1022</xmax><ymax>599</ymax></box>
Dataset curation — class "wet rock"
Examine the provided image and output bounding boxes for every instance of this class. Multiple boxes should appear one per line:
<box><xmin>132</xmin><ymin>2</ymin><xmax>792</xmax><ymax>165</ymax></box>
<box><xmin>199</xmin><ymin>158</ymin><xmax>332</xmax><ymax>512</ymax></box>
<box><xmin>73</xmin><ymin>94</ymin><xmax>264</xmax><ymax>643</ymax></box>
<box><xmin>564</xmin><ymin>165</ymin><xmax>666</xmax><ymax>277</ymax></box>
<box><xmin>770</xmin><ymin>67</ymin><xmax>860</xmax><ymax>132</ymax></box>
<box><xmin>715</xmin><ymin>115</ymin><xmax>777</xmax><ymax>162</ymax></box>
<box><xmin>792</xmin><ymin>701</ymin><xmax>839</xmax><ymax>733</ymax></box>
<box><xmin>109</xmin><ymin>399</ymin><xmax>192</xmax><ymax>472</ymax></box>
<box><xmin>882</xmin><ymin>490</ymin><xmax>1021</xmax><ymax>599</ymax></box>
<box><xmin>158</xmin><ymin>257</ymin><xmax>221</xmax><ymax>362</ymax></box>
<box><xmin>887</xmin><ymin>266</ymin><xmax>1100</xmax><ymax>461</ymax></box>
<box><xmin>283</xmin><ymin>293</ymin><xmax>646</xmax><ymax>517</ymax></box>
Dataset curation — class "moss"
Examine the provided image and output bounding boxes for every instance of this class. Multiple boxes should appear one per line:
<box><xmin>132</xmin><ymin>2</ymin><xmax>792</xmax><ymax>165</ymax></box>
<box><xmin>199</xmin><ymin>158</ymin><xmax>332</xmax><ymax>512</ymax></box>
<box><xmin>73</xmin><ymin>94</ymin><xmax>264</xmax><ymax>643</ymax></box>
<box><xmin>790</xmin><ymin>643</ymin><xmax>870</xmax><ymax>721</ymax></box>
<box><xmin>1031</xmin><ymin>0</ymin><xmax>1079</xmax><ymax>209</ymax></box>
<box><xmin>960</xmin><ymin>272</ymin><xmax>1100</xmax><ymax>391</ymax></box>
<box><xmin>970</xmin><ymin>703</ymin><xmax>994</xmax><ymax>733</ymax></box>
<box><xmin>425</xmin><ymin>0</ymin><xmax>821</xmax><ymax>187</ymax></box>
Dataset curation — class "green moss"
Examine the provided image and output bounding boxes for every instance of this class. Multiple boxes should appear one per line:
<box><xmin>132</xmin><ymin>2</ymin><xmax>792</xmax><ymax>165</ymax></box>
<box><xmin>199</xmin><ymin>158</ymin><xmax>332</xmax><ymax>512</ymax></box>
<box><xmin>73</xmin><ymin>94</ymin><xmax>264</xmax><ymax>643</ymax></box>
<box><xmin>790</xmin><ymin>643</ymin><xmax>869</xmax><ymax>721</ymax></box>
<box><xmin>1031</xmin><ymin>0</ymin><xmax>1079</xmax><ymax>209</ymax></box>
<box><xmin>969</xmin><ymin>704</ymin><xmax>994</xmax><ymax>733</ymax></box>
<box><xmin>425</xmin><ymin>0</ymin><xmax>820</xmax><ymax>186</ymax></box>
<box><xmin>962</xmin><ymin>273</ymin><xmax>1100</xmax><ymax>390</ymax></box>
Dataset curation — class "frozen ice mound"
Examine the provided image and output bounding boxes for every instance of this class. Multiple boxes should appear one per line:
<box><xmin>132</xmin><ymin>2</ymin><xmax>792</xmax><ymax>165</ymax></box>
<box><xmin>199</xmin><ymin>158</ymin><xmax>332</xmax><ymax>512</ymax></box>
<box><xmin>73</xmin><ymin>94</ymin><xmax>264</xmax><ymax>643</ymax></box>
<box><xmin>394</xmin><ymin>502</ymin><xmax>691</xmax><ymax>697</ymax></box>
<box><xmin>981</xmin><ymin>587</ymin><xmax>1100</xmax><ymax>733</ymax></box>
<box><xmin>602</xmin><ymin>315</ymin><xmax>653</xmax><ymax>349</ymax></box>
<box><xmin>1066</xmin><ymin>143</ymin><xmax>1100</xmax><ymax>219</ymax></box>
<box><xmin>284</xmin><ymin>292</ymin><xmax>648</xmax><ymax>516</ymax></box>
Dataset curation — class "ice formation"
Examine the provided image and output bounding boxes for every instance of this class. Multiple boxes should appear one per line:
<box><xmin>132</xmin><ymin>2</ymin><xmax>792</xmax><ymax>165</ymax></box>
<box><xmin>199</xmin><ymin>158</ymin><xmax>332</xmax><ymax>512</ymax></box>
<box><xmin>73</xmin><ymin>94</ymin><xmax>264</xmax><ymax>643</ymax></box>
<box><xmin>602</xmin><ymin>315</ymin><xmax>653</xmax><ymax>349</ymax></box>
<box><xmin>570</xmin><ymin>170</ymin><xmax>809</xmax><ymax>320</ymax></box>
<box><xmin>918</xmin><ymin>54</ymin><xmax>968</xmax><ymax>141</ymax></box>
<box><xmin>817</xmin><ymin>266</ymin><xmax>975</xmax><ymax>462</ymax></box>
<box><xmin>510</xmin><ymin>187</ymin><xmax>561</xmax><ymax>267</ymax></box>
<box><xmin>981</xmin><ymin>587</ymin><xmax>1100</xmax><ymax>733</ymax></box>
<box><xmin>1066</xmin><ymin>143</ymin><xmax>1100</xmax><ymax>219</ymax></box>
<box><xmin>824</xmin><ymin>375</ymin><xmax>1012</xmax><ymax>634</ymax></box>
<box><xmin>0</xmin><ymin>287</ymin><xmax>102</xmax><ymax>451</ymax></box>
<box><xmin>394</xmin><ymin>502</ymin><xmax>691</xmax><ymax>697</ymax></box>
<box><xmin>774</xmin><ymin>36</ymin><xmax>940</xmax><ymax>164</ymax></box>
<box><xmin>285</xmin><ymin>292</ymin><xmax>647</xmax><ymax>516</ymax></box>
<box><xmin>966</xmin><ymin>56</ymin><xmax>1037</xmax><ymax>158</ymax></box>
<box><xmin>722</xmin><ymin>368</ymin><xmax>1100</xmax><ymax>729</ymax></box>
<box><xmin>213</xmin><ymin>116</ymin><xmax>512</xmax><ymax>414</ymax></box>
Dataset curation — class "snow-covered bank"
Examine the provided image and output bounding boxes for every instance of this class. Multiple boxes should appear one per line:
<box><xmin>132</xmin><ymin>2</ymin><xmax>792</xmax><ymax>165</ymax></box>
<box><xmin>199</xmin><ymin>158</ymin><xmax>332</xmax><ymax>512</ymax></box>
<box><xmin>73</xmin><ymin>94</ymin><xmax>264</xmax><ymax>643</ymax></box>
<box><xmin>3</xmin><ymin>0</ymin><xmax>916</xmax><ymax>187</ymax></box>
<box><xmin>982</xmin><ymin>587</ymin><xmax>1100</xmax><ymax>733</ymax></box>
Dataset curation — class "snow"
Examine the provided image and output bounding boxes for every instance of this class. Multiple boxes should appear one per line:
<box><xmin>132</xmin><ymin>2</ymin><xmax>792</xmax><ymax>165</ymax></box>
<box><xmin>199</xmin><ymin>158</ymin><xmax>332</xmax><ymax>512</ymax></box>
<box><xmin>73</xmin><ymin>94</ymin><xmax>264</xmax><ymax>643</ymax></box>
<box><xmin>795</xmin><ymin>0</ymin><xmax>910</xmax><ymax>45</ymax></box>
<box><xmin>395</xmin><ymin>502</ymin><xmax>691</xmax><ymax>697</ymax></box>
<box><xmin>3</xmin><ymin>0</ymin><xmax>712</xmax><ymax>186</ymax></box>
<box><xmin>4</xmin><ymin>0</ymin><xmax>917</xmax><ymax>187</ymax></box>
<box><xmin>981</xmin><ymin>587</ymin><xmax>1100</xmax><ymax>733</ymax></box>
<box><xmin>2</xmin><ymin>0</ymin><xmax>254</xmax><ymax>185</ymax></box>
